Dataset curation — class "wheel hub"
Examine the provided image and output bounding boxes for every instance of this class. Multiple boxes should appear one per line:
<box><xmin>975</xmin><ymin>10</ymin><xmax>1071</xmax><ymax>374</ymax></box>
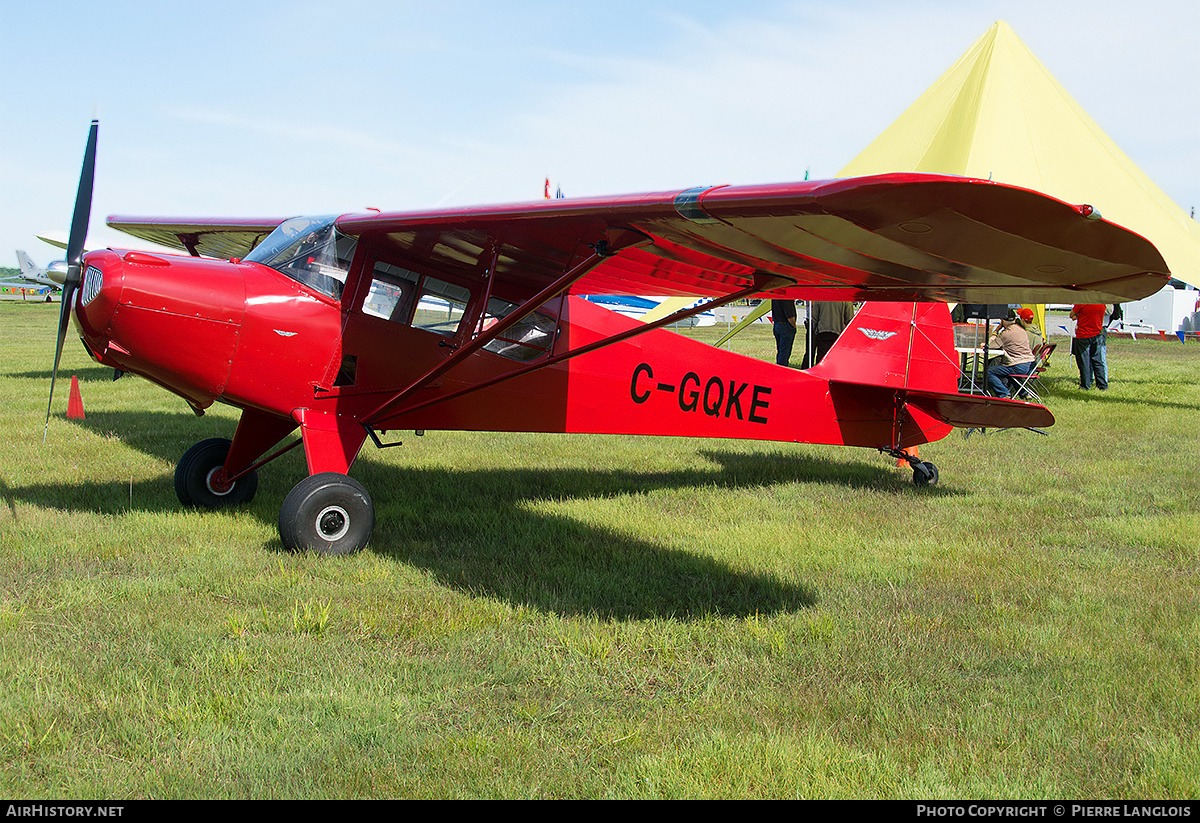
<box><xmin>316</xmin><ymin>505</ymin><xmax>350</xmax><ymax>542</ymax></box>
<box><xmin>205</xmin><ymin>466</ymin><xmax>234</xmax><ymax>496</ymax></box>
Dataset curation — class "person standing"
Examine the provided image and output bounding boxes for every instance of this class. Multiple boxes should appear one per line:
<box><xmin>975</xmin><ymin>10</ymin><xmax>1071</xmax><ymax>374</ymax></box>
<box><xmin>1100</xmin><ymin>303</ymin><xmax>1122</xmax><ymax>378</ymax></box>
<box><xmin>1070</xmin><ymin>303</ymin><xmax>1108</xmax><ymax>390</ymax></box>
<box><xmin>810</xmin><ymin>301</ymin><xmax>857</xmax><ymax>365</ymax></box>
<box><xmin>771</xmin><ymin>299</ymin><xmax>797</xmax><ymax>366</ymax></box>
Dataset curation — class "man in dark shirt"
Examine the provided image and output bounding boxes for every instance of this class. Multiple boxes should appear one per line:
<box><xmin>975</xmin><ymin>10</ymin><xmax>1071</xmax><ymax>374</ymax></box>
<box><xmin>771</xmin><ymin>299</ymin><xmax>797</xmax><ymax>366</ymax></box>
<box><xmin>810</xmin><ymin>301</ymin><xmax>857</xmax><ymax>365</ymax></box>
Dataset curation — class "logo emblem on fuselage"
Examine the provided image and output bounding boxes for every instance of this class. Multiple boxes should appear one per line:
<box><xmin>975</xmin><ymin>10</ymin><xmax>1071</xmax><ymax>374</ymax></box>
<box><xmin>857</xmin><ymin>327</ymin><xmax>897</xmax><ymax>341</ymax></box>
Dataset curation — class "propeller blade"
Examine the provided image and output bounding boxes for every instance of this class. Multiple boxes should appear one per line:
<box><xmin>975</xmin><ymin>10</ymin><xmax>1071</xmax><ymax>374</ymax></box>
<box><xmin>66</xmin><ymin>120</ymin><xmax>98</xmax><ymax>273</ymax></box>
<box><xmin>44</xmin><ymin>120</ymin><xmax>98</xmax><ymax>443</ymax></box>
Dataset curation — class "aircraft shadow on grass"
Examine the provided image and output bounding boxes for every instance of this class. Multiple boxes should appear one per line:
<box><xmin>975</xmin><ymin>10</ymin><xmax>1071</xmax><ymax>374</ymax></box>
<box><xmin>975</xmin><ymin>373</ymin><xmax>1200</xmax><ymax>413</ymax></box>
<box><xmin>13</xmin><ymin>366</ymin><xmax>126</xmax><ymax>382</ymax></box>
<box><xmin>10</xmin><ymin>409</ymin><xmax>954</xmax><ymax>620</ymax></box>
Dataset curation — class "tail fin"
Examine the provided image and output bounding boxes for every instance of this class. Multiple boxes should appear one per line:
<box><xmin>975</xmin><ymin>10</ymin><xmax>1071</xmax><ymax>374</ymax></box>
<box><xmin>15</xmin><ymin>250</ymin><xmax>37</xmax><ymax>277</ymax></box>
<box><xmin>809</xmin><ymin>302</ymin><xmax>959</xmax><ymax>393</ymax></box>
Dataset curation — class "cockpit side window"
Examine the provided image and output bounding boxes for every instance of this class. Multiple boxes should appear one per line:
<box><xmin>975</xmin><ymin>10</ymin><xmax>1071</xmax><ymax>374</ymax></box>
<box><xmin>362</xmin><ymin>262</ymin><xmax>419</xmax><ymax>323</ymax></box>
<box><xmin>244</xmin><ymin>216</ymin><xmax>357</xmax><ymax>300</ymax></box>
<box><xmin>360</xmin><ymin>261</ymin><xmax>472</xmax><ymax>338</ymax></box>
<box><xmin>358</xmin><ymin>257</ymin><xmax>558</xmax><ymax>359</ymax></box>
<box><xmin>413</xmin><ymin>277</ymin><xmax>471</xmax><ymax>336</ymax></box>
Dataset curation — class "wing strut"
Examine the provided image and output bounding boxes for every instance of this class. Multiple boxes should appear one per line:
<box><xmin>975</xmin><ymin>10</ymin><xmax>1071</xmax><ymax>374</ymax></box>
<box><xmin>364</xmin><ymin>272</ymin><xmax>793</xmax><ymax>429</ymax></box>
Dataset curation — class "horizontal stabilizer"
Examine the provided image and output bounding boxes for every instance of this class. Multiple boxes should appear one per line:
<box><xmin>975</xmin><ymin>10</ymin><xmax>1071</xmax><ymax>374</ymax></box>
<box><xmin>902</xmin><ymin>387</ymin><xmax>1054</xmax><ymax>430</ymax></box>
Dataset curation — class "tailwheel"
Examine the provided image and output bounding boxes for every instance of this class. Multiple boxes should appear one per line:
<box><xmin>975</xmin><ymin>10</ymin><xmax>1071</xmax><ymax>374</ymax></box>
<box><xmin>278</xmin><ymin>472</ymin><xmax>374</xmax><ymax>555</ymax></box>
<box><xmin>912</xmin><ymin>461</ymin><xmax>939</xmax><ymax>487</ymax></box>
<box><xmin>175</xmin><ymin>438</ymin><xmax>258</xmax><ymax>508</ymax></box>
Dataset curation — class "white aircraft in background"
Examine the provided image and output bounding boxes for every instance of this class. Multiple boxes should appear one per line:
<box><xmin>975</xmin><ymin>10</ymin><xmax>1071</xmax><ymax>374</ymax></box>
<box><xmin>0</xmin><ymin>251</ymin><xmax>68</xmax><ymax>298</ymax></box>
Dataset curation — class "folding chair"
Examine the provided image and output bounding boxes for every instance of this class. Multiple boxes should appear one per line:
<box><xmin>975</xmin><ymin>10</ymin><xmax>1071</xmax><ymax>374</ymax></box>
<box><xmin>1009</xmin><ymin>343</ymin><xmax>1055</xmax><ymax>402</ymax></box>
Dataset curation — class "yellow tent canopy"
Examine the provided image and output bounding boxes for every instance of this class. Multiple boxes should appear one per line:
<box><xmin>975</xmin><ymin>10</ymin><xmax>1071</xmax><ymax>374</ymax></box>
<box><xmin>839</xmin><ymin>21</ymin><xmax>1199</xmax><ymax>288</ymax></box>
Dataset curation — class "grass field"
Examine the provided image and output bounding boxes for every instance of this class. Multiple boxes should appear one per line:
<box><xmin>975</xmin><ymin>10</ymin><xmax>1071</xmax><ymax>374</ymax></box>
<box><xmin>1</xmin><ymin>300</ymin><xmax>1197</xmax><ymax>799</ymax></box>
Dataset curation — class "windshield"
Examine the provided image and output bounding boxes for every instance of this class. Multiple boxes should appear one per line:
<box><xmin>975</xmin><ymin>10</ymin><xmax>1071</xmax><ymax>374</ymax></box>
<box><xmin>244</xmin><ymin>215</ymin><xmax>357</xmax><ymax>300</ymax></box>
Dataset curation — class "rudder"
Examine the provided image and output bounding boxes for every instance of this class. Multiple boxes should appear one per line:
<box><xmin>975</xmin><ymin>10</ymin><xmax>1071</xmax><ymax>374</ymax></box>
<box><xmin>808</xmin><ymin>302</ymin><xmax>959</xmax><ymax>394</ymax></box>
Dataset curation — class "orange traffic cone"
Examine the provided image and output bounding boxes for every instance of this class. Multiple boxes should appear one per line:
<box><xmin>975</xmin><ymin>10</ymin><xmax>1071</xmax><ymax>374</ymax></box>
<box><xmin>896</xmin><ymin>445</ymin><xmax>917</xmax><ymax>468</ymax></box>
<box><xmin>67</xmin><ymin>375</ymin><xmax>85</xmax><ymax>420</ymax></box>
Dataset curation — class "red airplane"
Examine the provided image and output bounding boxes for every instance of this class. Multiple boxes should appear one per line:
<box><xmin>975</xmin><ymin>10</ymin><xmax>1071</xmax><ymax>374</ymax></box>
<box><xmin>47</xmin><ymin>121</ymin><xmax>1170</xmax><ymax>554</ymax></box>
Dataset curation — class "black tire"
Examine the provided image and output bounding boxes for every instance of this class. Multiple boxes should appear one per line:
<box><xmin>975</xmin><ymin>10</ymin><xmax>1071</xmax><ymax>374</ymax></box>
<box><xmin>278</xmin><ymin>472</ymin><xmax>374</xmax><ymax>556</ymax></box>
<box><xmin>175</xmin><ymin>438</ymin><xmax>258</xmax><ymax>508</ymax></box>
<box><xmin>913</xmin><ymin>461</ymin><xmax>939</xmax><ymax>487</ymax></box>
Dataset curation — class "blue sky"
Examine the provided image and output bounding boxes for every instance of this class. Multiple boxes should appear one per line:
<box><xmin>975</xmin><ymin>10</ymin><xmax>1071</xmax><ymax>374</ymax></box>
<box><xmin>1</xmin><ymin>0</ymin><xmax>1196</xmax><ymax>262</ymax></box>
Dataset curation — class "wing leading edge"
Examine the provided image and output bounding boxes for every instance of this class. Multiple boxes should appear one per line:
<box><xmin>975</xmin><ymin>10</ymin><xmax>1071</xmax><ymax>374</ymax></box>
<box><xmin>109</xmin><ymin>174</ymin><xmax>1170</xmax><ymax>304</ymax></box>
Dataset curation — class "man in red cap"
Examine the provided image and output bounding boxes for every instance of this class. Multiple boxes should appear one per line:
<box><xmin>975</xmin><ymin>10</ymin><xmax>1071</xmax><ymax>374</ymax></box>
<box><xmin>1015</xmin><ymin>307</ymin><xmax>1043</xmax><ymax>352</ymax></box>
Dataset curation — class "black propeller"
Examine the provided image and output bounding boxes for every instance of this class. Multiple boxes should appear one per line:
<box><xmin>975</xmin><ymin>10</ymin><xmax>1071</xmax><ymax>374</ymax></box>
<box><xmin>44</xmin><ymin>119</ymin><xmax>98</xmax><ymax>443</ymax></box>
